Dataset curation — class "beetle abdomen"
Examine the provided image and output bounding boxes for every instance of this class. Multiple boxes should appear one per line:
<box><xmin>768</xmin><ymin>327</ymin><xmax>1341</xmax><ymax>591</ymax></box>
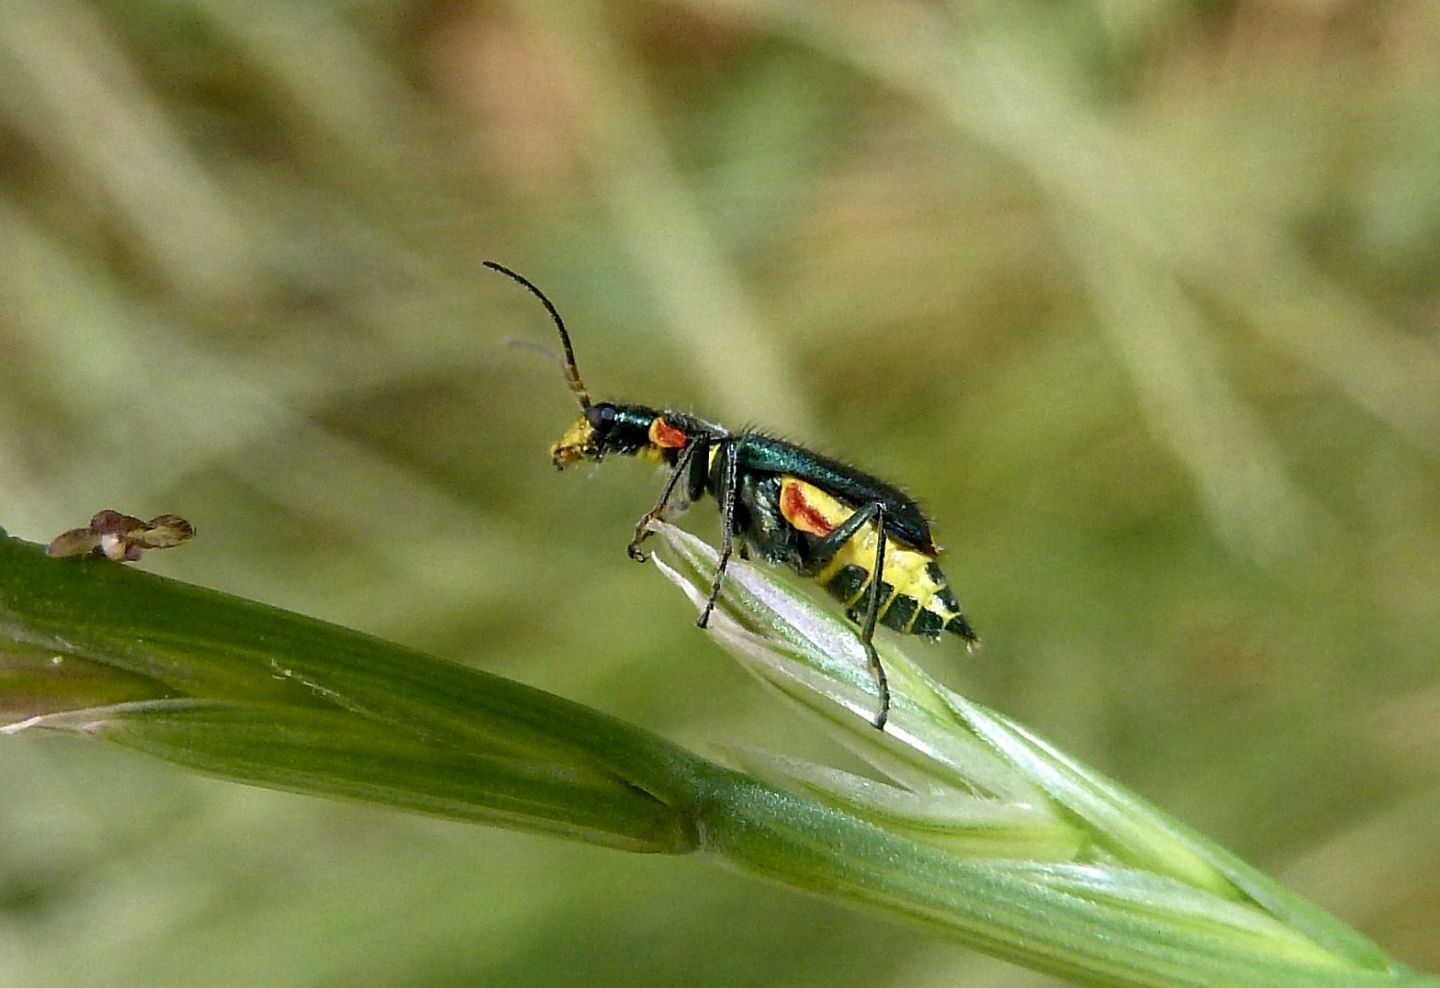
<box><xmin>778</xmin><ymin>476</ymin><xmax>975</xmax><ymax>640</ymax></box>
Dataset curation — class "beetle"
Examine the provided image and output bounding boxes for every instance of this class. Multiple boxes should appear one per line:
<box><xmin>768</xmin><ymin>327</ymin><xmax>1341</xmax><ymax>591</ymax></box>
<box><xmin>486</xmin><ymin>261</ymin><xmax>975</xmax><ymax>729</ymax></box>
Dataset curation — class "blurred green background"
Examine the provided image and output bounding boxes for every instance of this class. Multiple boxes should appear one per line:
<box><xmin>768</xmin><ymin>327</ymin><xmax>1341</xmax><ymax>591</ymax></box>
<box><xmin>2</xmin><ymin>1</ymin><xmax>1439</xmax><ymax>984</ymax></box>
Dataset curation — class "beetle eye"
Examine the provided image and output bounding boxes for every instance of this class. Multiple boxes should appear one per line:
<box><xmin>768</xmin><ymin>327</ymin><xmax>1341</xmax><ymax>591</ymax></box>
<box><xmin>587</xmin><ymin>403</ymin><xmax>617</xmax><ymax>429</ymax></box>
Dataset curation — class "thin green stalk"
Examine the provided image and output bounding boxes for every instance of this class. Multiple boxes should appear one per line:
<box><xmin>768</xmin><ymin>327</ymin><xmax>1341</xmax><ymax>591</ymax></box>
<box><xmin>0</xmin><ymin>524</ymin><xmax>1429</xmax><ymax>987</ymax></box>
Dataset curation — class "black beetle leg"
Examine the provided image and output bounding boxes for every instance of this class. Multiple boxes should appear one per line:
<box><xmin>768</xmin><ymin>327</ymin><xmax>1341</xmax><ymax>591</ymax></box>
<box><xmin>627</xmin><ymin>440</ymin><xmax>700</xmax><ymax>562</ymax></box>
<box><xmin>697</xmin><ymin>440</ymin><xmax>738</xmax><ymax>629</ymax></box>
<box><xmin>796</xmin><ymin>499</ymin><xmax>892</xmax><ymax>729</ymax></box>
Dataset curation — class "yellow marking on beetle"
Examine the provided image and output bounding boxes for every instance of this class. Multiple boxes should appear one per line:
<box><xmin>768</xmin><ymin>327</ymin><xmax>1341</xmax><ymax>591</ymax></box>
<box><xmin>780</xmin><ymin>477</ymin><xmax>837</xmax><ymax>537</ymax></box>
<box><xmin>780</xmin><ymin>477</ymin><xmax>957</xmax><ymax>626</ymax></box>
<box><xmin>779</xmin><ymin>477</ymin><xmax>850</xmax><ymax>536</ymax></box>
<box><xmin>551</xmin><ymin>415</ymin><xmax>596</xmax><ymax>468</ymax></box>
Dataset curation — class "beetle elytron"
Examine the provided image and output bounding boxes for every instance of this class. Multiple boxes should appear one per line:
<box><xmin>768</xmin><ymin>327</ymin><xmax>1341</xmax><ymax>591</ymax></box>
<box><xmin>486</xmin><ymin>261</ymin><xmax>976</xmax><ymax>729</ymax></box>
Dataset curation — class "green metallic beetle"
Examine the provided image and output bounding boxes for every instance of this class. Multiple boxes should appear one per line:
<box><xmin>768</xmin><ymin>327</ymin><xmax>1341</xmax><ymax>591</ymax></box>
<box><xmin>488</xmin><ymin>261</ymin><xmax>976</xmax><ymax>729</ymax></box>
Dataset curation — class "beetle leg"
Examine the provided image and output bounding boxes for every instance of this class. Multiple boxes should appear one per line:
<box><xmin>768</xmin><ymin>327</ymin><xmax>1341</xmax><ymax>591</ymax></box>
<box><xmin>795</xmin><ymin>499</ymin><xmax>892</xmax><ymax>730</ymax></box>
<box><xmin>858</xmin><ymin>502</ymin><xmax>891</xmax><ymax>730</ymax></box>
<box><xmin>697</xmin><ymin>441</ymin><xmax>739</xmax><ymax>629</ymax></box>
<box><xmin>684</xmin><ymin>432</ymin><xmax>712</xmax><ymax>503</ymax></box>
<box><xmin>628</xmin><ymin>438</ymin><xmax>701</xmax><ymax>562</ymax></box>
<box><xmin>797</xmin><ymin>501</ymin><xmax>878</xmax><ymax>573</ymax></box>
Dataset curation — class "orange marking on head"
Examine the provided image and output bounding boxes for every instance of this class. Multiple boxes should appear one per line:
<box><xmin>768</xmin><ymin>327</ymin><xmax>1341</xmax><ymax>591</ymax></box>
<box><xmin>780</xmin><ymin>480</ymin><xmax>835</xmax><ymax>537</ymax></box>
<box><xmin>649</xmin><ymin>417</ymin><xmax>688</xmax><ymax>449</ymax></box>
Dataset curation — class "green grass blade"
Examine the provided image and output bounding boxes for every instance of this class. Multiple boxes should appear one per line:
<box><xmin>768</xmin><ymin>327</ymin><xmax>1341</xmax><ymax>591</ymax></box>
<box><xmin>646</xmin><ymin>521</ymin><xmax>1426</xmax><ymax>986</ymax></box>
<box><xmin>10</xmin><ymin>698</ymin><xmax>690</xmax><ymax>853</ymax></box>
<box><xmin>0</xmin><ymin>527</ymin><xmax>703</xmax><ymax>851</ymax></box>
<box><xmin>3</xmin><ymin>522</ymin><xmax>1431</xmax><ymax>986</ymax></box>
<box><xmin>0</xmin><ymin>528</ymin><xmax>712</xmax><ymax>804</ymax></box>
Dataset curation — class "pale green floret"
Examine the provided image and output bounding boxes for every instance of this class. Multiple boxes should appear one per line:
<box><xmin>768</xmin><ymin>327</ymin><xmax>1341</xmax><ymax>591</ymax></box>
<box><xmin>647</xmin><ymin>521</ymin><xmax>1417</xmax><ymax>987</ymax></box>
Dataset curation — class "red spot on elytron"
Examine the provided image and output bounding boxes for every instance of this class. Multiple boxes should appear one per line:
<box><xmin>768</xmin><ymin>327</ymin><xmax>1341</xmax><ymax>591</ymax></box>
<box><xmin>781</xmin><ymin>481</ymin><xmax>834</xmax><ymax>537</ymax></box>
<box><xmin>650</xmin><ymin>417</ymin><xmax>688</xmax><ymax>449</ymax></box>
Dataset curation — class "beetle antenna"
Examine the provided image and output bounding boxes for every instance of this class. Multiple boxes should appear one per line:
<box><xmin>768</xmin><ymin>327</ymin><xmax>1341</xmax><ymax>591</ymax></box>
<box><xmin>485</xmin><ymin>261</ymin><xmax>591</xmax><ymax>410</ymax></box>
